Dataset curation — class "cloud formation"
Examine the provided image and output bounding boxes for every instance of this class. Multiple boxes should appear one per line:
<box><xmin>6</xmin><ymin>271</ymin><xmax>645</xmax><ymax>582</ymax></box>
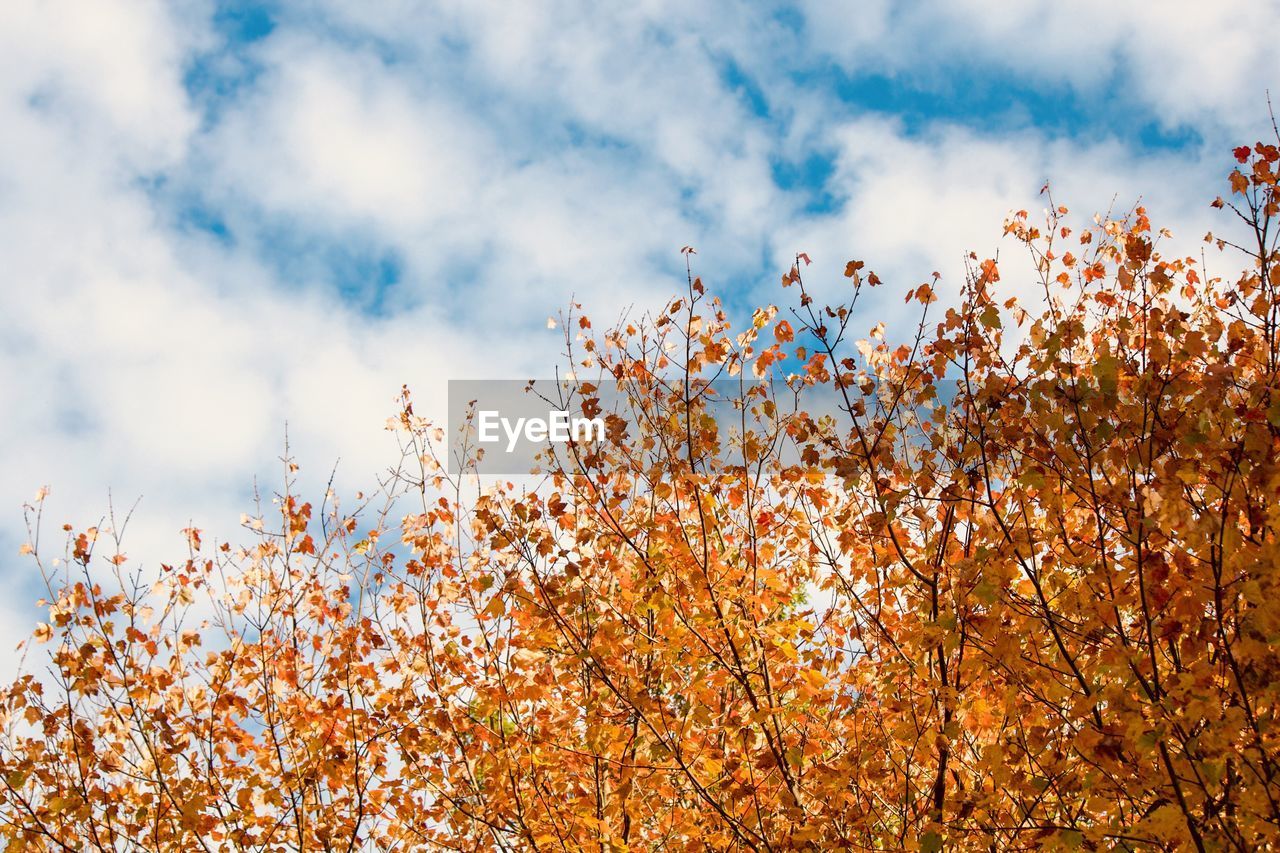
<box><xmin>0</xmin><ymin>0</ymin><xmax>1274</xmax><ymax>647</ymax></box>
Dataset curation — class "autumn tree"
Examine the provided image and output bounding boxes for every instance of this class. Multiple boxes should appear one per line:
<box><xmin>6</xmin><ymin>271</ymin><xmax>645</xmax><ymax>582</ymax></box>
<box><xmin>2</xmin><ymin>136</ymin><xmax>1280</xmax><ymax>851</ymax></box>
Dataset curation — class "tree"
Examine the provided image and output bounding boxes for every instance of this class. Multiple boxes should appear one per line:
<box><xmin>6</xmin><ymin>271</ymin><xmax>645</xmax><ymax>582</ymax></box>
<box><xmin>2</xmin><ymin>137</ymin><xmax>1279</xmax><ymax>851</ymax></box>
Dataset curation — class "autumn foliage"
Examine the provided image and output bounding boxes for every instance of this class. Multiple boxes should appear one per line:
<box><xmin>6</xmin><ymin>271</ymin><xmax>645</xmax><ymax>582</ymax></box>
<box><xmin>3</xmin><ymin>139</ymin><xmax>1280</xmax><ymax>851</ymax></box>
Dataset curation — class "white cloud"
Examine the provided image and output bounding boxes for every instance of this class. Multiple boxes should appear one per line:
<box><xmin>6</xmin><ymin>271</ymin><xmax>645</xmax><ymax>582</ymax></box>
<box><xmin>0</xmin><ymin>0</ymin><xmax>202</xmax><ymax>166</ymax></box>
<box><xmin>770</xmin><ymin>117</ymin><xmax>1225</xmax><ymax>324</ymax></box>
<box><xmin>799</xmin><ymin>0</ymin><xmax>1280</xmax><ymax>135</ymax></box>
<box><xmin>206</xmin><ymin>36</ymin><xmax>496</xmax><ymax>232</ymax></box>
<box><xmin>0</xmin><ymin>0</ymin><xmax>1266</xmax><ymax>664</ymax></box>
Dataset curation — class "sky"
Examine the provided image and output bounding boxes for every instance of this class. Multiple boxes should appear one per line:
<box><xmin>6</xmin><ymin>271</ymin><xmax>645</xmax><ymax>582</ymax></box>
<box><xmin>1</xmin><ymin>0</ymin><xmax>1277</xmax><ymax>648</ymax></box>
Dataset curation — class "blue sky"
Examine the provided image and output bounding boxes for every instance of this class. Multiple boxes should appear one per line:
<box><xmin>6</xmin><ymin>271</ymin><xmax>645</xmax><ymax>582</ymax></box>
<box><xmin>0</xmin><ymin>0</ymin><xmax>1276</xmax><ymax>647</ymax></box>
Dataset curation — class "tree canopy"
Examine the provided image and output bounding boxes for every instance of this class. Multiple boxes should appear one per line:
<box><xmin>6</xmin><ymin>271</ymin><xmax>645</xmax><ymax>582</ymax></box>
<box><xmin>3</xmin><ymin>139</ymin><xmax>1280</xmax><ymax>851</ymax></box>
